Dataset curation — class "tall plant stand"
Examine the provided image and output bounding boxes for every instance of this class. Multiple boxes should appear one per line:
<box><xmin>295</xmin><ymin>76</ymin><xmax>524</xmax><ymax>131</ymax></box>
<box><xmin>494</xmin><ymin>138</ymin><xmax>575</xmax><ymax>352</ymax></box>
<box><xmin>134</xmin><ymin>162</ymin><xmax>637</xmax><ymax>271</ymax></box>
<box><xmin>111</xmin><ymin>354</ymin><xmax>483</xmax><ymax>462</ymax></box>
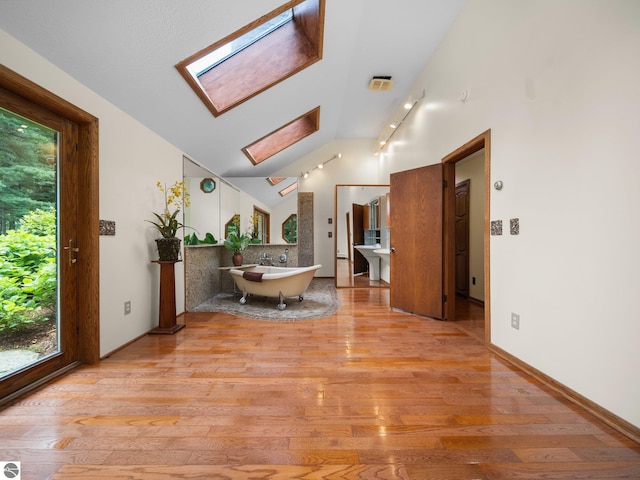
<box><xmin>150</xmin><ymin>260</ymin><xmax>185</xmax><ymax>335</ymax></box>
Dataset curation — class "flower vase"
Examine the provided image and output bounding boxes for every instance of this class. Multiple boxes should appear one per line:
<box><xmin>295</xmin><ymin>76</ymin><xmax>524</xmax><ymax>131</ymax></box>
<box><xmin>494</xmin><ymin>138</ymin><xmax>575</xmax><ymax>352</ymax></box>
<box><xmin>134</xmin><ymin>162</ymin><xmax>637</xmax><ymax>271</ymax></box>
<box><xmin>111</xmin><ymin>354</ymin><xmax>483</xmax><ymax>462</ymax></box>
<box><xmin>156</xmin><ymin>237</ymin><xmax>182</xmax><ymax>261</ymax></box>
<box><xmin>232</xmin><ymin>252</ymin><xmax>243</xmax><ymax>266</ymax></box>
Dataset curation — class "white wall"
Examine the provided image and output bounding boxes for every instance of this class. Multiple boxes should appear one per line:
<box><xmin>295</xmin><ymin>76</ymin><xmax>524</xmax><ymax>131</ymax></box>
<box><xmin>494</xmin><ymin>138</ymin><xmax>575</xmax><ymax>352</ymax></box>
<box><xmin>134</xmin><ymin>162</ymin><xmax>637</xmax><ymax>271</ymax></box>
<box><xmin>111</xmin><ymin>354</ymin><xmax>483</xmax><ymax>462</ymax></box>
<box><xmin>0</xmin><ymin>28</ymin><xmax>185</xmax><ymax>357</ymax></box>
<box><xmin>377</xmin><ymin>0</ymin><xmax>640</xmax><ymax>428</ymax></box>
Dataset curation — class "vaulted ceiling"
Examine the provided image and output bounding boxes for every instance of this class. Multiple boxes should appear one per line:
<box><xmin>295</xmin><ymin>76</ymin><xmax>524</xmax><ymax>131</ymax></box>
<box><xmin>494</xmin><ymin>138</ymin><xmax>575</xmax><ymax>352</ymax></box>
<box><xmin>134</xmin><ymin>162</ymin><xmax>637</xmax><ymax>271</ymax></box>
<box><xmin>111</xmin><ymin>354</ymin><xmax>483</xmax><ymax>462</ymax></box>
<box><xmin>0</xmin><ymin>0</ymin><xmax>466</xmax><ymax>207</ymax></box>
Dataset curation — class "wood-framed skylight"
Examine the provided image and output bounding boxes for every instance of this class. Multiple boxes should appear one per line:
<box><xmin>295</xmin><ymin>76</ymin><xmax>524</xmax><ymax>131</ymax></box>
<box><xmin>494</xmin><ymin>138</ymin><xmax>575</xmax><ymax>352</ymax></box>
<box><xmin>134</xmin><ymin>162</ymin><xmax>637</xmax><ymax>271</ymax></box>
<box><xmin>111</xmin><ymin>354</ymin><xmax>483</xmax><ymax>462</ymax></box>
<box><xmin>279</xmin><ymin>182</ymin><xmax>298</xmax><ymax>197</ymax></box>
<box><xmin>176</xmin><ymin>0</ymin><xmax>325</xmax><ymax>117</ymax></box>
<box><xmin>242</xmin><ymin>107</ymin><xmax>320</xmax><ymax>165</ymax></box>
<box><xmin>267</xmin><ymin>177</ymin><xmax>286</xmax><ymax>186</ymax></box>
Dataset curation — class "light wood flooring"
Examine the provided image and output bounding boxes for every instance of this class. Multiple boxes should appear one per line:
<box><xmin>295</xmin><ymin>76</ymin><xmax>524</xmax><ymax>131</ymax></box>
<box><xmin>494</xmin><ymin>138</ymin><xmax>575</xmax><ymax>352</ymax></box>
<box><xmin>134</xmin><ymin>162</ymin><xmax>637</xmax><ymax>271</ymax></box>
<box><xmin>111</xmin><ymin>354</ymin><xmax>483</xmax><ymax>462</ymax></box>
<box><xmin>336</xmin><ymin>258</ymin><xmax>387</xmax><ymax>288</ymax></box>
<box><xmin>1</xmin><ymin>288</ymin><xmax>639</xmax><ymax>479</ymax></box>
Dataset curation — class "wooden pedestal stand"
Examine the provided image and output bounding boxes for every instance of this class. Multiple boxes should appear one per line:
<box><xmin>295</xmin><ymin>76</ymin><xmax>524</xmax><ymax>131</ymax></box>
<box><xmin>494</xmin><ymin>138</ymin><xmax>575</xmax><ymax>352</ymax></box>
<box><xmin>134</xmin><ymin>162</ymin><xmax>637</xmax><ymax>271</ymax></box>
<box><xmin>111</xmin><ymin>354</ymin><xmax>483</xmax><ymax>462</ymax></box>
<box><xmin>150</xmin><ymin>260</ymin><xmax>185</xmax><ymax>335</ymax></box>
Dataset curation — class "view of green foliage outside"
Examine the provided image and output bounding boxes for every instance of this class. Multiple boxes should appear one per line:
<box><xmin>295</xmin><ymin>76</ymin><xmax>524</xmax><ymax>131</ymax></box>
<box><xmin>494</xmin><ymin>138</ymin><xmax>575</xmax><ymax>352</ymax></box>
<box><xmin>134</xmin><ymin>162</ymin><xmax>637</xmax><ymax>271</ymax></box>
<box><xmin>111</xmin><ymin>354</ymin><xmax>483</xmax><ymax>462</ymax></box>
<box><xmin>283</xmin><ymin>214</ymin><xmax>297</xmax><ymax>243</ymax></box>
<box><xmin>0</xmin><ymin>108</ymin><xmax>57</xmax><ymax>335</ymax></box>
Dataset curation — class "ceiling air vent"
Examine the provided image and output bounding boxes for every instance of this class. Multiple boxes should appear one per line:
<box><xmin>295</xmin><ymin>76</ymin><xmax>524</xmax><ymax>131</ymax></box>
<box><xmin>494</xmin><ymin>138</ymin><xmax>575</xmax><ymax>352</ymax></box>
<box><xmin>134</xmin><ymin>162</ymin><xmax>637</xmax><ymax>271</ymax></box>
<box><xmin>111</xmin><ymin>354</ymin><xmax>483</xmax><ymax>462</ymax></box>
<box><xmin>368</xmin><ymin>76</ymin><xmax>393</xmax><ymax>91</ymax></box>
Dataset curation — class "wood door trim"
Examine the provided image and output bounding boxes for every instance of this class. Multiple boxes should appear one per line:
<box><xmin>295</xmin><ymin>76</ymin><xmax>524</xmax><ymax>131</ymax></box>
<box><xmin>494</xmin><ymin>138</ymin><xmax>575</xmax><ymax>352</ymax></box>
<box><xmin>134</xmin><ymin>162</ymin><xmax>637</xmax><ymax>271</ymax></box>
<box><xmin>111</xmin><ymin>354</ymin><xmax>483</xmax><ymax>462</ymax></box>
<box><xmin>442</xmin><ymin>129</ymin><xmax>491</xmax><ymax>344</ymax></box>
<box><xmin>0</xmin><ymin>65</ymin><xmax>100</xmax><ymax>364</ymax></box>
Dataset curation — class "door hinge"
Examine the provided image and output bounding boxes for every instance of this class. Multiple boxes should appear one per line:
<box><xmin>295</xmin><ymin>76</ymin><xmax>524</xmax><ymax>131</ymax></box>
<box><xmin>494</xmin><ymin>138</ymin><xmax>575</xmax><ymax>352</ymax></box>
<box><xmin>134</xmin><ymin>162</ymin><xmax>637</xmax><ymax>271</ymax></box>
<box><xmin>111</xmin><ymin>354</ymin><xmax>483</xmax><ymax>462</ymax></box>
<box><xmin>442</xmin><ymin>294</ymin><xmax>448</xmax><ymax>303</ymax></box>
<box><xmin>443</xmin><ymin>180</ymin><xmax>448</xmax><ymax>188</ymax></box>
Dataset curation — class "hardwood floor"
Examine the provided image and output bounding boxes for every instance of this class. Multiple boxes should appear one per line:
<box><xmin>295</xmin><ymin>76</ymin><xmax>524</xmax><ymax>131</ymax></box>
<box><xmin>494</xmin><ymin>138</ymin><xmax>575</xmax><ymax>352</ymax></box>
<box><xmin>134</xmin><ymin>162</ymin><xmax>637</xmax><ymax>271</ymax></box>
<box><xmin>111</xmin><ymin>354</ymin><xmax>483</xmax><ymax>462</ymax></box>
<box><xmin>454</xmin><ymin>295</ymin><xmax>486</xmax><ymax>343</ymax></box>
<box><xmin>1</xmin><ymin>287</ymin><xmax>639</xmax><ymax>479</ymax></box>
<box><xmin>336</xmin><ymin>258</ymin><xmax>387</xmax><ymax>288</ymax></box>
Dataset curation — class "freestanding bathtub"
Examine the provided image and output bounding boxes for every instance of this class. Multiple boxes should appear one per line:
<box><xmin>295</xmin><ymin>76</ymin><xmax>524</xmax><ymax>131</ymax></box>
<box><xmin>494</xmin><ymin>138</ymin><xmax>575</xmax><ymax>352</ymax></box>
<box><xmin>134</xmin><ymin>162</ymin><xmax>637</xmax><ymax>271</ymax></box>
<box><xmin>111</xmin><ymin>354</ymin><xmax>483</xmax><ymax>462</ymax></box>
<box><xmin>229</xmin><ymin>264</ymin><xmax>322</xmax><ymax>310</ymax></box>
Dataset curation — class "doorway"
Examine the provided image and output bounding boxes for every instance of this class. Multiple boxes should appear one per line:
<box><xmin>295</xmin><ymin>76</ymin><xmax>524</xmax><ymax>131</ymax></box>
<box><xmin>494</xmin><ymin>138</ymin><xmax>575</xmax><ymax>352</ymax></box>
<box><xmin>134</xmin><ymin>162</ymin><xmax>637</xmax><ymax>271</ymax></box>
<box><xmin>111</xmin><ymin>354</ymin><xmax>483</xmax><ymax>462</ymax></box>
<box><xmin>442</xmin><ymin>130</ymin><xmax>491</xmax><ymax>344</ymax></box>
<box><xmin>0</xmin><ymin>66</ymin><xmax>99</xmax><ymax>402</ymax></box>
<box><xmin>452</xmin><ymin>151</ymin><xmax>486</xmax><ymax>342</ymax></box>
<box><xmin>334</xmin><ymin>184</ymin><xmax>389</xmax><ymax>288</ymax></box>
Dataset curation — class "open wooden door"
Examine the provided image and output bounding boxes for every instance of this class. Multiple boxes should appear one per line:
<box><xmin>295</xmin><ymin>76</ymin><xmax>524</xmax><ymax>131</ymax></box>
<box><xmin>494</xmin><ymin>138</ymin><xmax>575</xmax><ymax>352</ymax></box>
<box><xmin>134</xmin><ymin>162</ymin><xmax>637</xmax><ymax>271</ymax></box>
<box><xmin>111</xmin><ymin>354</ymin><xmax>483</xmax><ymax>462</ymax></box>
<box><xmin>351</xmin><ymin>203</ymin><xmax>367</xmax><ymax>275</ymax></box>
<box><xmin>390</xmin><ymin>164</ymin><xmax>444</xmax><ymax>319</ymax></box>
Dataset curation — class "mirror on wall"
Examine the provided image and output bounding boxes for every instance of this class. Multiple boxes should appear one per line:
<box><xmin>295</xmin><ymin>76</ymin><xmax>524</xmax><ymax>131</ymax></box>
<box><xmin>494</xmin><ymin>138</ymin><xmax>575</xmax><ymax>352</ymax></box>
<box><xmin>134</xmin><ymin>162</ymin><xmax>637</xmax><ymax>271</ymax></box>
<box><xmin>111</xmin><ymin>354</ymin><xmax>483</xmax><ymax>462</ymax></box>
<box><xmin>183</xmin><ymin>156</ymin><xmax>223</xmax><ymax>244</ymax></box>
<box><xmin>183</xmin><ymin>156</ymin><xmax>298</xmax><ymax>245</ymax></box>
<box><xmin>334</xmin><ymin>184</ymin><xmax>390</xmax><ymax>288</ymax></box>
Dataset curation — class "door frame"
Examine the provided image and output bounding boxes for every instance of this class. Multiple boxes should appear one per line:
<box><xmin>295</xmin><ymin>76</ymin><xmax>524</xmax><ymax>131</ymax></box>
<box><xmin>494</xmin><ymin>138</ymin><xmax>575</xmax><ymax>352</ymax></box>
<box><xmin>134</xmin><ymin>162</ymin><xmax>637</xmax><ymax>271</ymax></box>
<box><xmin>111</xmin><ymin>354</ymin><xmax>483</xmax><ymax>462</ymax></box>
<box><xmin>442</xmin><ymin>129</ymin><xmax>491</xmax><ymax>344</ymax></box>
<box><xmin>0</xmin><ymin>67</ymin><xmax>99</xmax><ymax>377</ymax></box>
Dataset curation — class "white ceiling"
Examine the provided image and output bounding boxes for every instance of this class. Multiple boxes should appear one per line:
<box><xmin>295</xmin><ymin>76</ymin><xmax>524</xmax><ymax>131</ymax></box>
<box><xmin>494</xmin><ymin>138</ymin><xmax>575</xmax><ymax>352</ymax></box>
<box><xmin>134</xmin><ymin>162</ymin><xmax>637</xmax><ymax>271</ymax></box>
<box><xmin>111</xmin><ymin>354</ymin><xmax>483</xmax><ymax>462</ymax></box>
<box><xmin>0</xmin><ymin>0</ymin><xmax>466</xmax><ymax>207</ymax></box>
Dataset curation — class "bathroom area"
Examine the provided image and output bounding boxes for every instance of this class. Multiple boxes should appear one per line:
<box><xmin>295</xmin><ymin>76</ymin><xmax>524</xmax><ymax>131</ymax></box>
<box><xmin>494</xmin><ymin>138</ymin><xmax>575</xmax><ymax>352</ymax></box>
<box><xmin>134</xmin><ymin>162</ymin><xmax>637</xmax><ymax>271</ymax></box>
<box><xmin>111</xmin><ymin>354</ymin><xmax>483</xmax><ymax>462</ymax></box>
<box><xmin>335</xmin><ymin>185</ymin><xmax>390</xmax><ymax>288</ymax></box>
<box><xmin>181</xmin><ymin>157</ymin><xmax>307</xmax><ymax>310</ymax></box>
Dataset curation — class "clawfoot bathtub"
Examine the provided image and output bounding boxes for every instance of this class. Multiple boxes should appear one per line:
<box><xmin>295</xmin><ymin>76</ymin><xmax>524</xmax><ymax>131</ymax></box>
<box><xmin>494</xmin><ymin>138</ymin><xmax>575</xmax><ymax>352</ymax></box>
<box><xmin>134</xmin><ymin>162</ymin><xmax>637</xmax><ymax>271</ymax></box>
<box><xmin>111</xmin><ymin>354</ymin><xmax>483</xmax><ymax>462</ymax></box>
<box><xmin>229</xmin><ymin>264</ymin><xmax>322</xmax><ymax>310</ymax></box>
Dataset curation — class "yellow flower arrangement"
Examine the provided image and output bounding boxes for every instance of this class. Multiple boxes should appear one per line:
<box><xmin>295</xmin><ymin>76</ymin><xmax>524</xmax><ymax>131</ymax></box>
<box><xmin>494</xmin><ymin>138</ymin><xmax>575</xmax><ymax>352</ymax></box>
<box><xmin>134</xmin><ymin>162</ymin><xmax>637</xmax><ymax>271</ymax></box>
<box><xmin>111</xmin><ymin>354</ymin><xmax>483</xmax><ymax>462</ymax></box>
<box><xmin>147</xmin><ymin>181</ymin><xmax>191</xmax><ymax>238</ymax></box>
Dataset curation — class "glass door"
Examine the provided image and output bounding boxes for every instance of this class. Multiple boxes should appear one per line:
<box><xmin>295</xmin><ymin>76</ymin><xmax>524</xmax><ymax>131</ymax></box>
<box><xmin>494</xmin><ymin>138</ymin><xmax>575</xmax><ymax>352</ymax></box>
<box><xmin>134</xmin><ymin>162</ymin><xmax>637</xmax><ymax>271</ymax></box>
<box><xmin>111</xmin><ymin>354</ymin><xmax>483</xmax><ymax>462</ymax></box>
<box><xmin>0</xmin><ymin>89</ymin><xmax>79</xmax><ymax>398</ymax></box>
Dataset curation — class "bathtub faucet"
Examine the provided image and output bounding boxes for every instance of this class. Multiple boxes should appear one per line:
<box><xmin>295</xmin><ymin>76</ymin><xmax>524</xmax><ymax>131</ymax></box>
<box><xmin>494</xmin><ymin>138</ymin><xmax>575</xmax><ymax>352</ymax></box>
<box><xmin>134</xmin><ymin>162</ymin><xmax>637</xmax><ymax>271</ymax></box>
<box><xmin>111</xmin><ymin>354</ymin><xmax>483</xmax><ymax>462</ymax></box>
<box><xmin>259</xmin><ymin>252</ymin><xmax>273</xmax><ymax>266</ymax></box>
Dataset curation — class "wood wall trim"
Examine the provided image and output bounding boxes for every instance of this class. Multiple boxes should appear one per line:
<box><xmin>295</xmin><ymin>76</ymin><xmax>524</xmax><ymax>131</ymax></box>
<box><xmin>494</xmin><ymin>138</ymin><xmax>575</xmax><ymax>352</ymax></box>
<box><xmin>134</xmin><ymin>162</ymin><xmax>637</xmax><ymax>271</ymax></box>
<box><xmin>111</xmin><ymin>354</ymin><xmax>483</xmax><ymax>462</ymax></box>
<box><xmin>490</xmin><ymin>343</ymin><xmax>640</xmax><ymax>444</ymax></box>
<box><xmin>0</xmin><ymin>65</ymin><xmax>100</xmax><ymax>364</ymax></box>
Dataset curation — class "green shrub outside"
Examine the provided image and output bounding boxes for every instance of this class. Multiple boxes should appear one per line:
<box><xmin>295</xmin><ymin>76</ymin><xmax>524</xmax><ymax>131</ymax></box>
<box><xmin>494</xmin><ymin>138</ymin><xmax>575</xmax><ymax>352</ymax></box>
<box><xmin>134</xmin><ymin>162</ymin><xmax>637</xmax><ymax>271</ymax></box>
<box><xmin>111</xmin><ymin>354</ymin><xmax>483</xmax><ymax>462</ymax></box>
<box><xmin>0</xmin><ymin>207</ymin><xmax>57</xmax><ymax>331</ymax></box>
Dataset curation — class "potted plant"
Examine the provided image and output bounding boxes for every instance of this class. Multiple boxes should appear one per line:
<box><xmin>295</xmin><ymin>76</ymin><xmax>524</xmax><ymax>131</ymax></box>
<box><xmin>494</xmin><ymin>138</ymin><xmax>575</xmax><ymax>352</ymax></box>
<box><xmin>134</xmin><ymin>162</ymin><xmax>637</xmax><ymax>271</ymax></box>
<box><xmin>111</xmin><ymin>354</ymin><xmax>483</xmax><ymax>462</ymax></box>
<box><xmin>147</xmin><ymin>181</ymin><xmax>191</xmax><ymax>261</ymax></box>
<box><xmin>224</xmin><ymin>231</ymin><xmax>251</xmax><ymax>266</ymax></box>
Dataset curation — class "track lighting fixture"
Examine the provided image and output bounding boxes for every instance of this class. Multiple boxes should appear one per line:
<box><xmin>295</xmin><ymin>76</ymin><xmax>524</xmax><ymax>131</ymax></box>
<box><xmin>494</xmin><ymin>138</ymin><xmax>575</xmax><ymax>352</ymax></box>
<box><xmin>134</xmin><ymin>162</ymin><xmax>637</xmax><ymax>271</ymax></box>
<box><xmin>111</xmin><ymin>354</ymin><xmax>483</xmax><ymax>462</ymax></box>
<box><xmin>374</xmin><ymin>90</ymin><xmax>425</xmax><ymax>155</ymax></box>
<box><xmin>300</xmin><ymin>153</ymin><xmax>342</xmax><ymax>179</ymax></box>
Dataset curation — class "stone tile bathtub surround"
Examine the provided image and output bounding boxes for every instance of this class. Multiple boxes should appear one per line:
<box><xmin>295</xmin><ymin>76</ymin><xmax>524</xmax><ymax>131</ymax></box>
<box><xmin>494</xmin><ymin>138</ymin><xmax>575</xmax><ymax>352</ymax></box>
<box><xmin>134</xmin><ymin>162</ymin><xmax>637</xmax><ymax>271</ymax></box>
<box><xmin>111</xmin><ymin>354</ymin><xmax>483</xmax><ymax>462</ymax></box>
<box><xmin>184</xmin><ymin>244</ymin><xmax>299</xmax><ymax>311</ymax></box>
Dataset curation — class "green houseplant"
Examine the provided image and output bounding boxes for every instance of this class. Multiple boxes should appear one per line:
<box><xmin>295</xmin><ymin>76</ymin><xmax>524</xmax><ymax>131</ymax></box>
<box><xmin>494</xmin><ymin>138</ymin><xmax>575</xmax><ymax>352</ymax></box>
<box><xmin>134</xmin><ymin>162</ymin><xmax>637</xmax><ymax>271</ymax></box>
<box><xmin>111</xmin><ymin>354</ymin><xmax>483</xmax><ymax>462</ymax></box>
<box><xmin>147</xmin><ymin>181</ymin><xmax>191</xmax><ymax>261</ymax></box>
<box><xmin>223</xmin><ymin>231</ymin><xmax>251</xmax><ymax>266</ymax></box>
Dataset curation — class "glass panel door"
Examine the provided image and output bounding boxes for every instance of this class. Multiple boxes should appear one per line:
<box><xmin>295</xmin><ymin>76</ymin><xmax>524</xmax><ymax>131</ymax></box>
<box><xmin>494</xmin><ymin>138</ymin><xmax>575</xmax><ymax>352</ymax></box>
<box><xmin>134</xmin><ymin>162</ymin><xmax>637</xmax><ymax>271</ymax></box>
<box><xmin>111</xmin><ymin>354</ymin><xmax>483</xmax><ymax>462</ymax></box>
<box><xmin>0</xmin><ymin>84</ymin><xmax>81</xmax><ymax>401</ymax></box>
<box><xmin>0</xmin><ymin>107</ymin><xmax>60</xmax><ymax>378</ymax></box>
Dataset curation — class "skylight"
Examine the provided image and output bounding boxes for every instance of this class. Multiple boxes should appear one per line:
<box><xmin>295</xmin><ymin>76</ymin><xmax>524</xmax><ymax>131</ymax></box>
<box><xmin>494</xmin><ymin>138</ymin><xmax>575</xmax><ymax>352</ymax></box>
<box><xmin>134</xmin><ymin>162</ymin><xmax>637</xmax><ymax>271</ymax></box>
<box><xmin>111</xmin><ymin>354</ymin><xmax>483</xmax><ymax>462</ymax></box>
<box><xmin>242</xmin><ymin>107</ymin><xmax>320</xmax><ymax>165</ymax></box>
<box><xmin>186</xmin><ymin>10</ymin><xmax>293</xmax><ymax>78</ymax></box>
<box><xmin>176</xmin><ymin>0</ymin><xmax>325</xmax><ymax>117</ymax></box>
<box><xmin>279</xmin><ymin>182</ymin><xmax>298</xmax><ymax>197</ymax></box>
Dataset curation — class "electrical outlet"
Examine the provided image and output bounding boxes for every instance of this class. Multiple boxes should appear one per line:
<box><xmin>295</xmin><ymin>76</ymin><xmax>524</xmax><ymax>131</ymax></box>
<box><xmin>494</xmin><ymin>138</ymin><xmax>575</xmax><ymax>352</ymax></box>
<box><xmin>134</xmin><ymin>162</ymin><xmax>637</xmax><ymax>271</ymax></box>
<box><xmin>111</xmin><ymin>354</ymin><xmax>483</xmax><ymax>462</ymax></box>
<box><xmin>124</xmin><ymin>301</ymin><xmax>131</xmax><ymax>315</ymax></box>
<box><xmin>511</xmin><ymin>312</ymin><xmax>520</xmax><ymax>330</ymax></box>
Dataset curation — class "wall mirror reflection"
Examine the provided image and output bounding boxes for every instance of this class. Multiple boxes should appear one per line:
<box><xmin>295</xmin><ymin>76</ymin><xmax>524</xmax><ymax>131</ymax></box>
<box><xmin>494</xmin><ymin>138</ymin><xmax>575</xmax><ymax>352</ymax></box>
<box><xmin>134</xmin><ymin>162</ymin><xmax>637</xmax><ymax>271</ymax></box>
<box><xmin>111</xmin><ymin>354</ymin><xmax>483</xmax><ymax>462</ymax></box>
<box><xmin>282</xmin><ymin>214</ymin><xmax>297</xmax><ymax>243</ymax></box>
<box><xmin>334</xmin><ymin>184</ymin><xmax>390</xmax><ymax>288</ymax></box>
<box><xmin>183</xmin><ymin>156</ymin><xmax>223</xmax><ymax>244</ymax></box>
<box><xmin>183</xmin><ymin>156</ymin><xmax>298</xmax><ymax>245</ymax></box>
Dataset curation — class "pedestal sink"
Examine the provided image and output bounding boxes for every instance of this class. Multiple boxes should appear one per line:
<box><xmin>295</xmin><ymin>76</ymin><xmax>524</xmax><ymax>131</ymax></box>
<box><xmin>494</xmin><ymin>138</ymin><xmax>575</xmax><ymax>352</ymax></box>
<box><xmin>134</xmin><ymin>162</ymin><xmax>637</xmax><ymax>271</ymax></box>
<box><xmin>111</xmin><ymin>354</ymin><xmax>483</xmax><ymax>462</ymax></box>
<box><xmin>354</xmin><ymin>245</ymin><xmax>381</xmax><ymax>280</ymax></box>
<box><xmin>373</xmin><ymin>248</ymin><xmax>390</xmax><ymax>263</ymax></box>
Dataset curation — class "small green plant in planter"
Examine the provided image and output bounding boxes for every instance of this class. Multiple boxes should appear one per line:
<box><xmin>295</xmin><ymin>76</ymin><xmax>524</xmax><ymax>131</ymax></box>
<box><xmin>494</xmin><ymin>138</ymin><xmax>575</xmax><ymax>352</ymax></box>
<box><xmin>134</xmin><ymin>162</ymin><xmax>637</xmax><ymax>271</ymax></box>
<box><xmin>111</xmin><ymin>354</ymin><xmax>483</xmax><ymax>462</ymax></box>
<box><xmin>184</xmin><ymin>232</ymin><xmax>217</xmax><ymax>245</ymax></box>
<box><xmin>224</xmin><ymin>232</ymin><xmax>251</xmax><ymax>266</ymax></box>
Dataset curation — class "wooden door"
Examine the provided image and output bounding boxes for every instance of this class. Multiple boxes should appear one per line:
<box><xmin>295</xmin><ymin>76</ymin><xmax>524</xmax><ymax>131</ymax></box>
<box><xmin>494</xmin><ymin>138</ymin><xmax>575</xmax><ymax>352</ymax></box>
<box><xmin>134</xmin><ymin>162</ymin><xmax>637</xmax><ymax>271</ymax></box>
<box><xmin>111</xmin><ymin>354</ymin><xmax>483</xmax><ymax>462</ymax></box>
<box><xmin>455</xmin><ymin>180</ymin><xmax>470</xmax><ymax>297</ymax></box>
<box><xmin>390</xmin><ymin>164</ymin><xmax>444</xmax><ymax>319</ymax></box>
<box><xmin>351</xmin><ymin>203</ymin><xmax>367</xmax><ymax>275</ymax></box>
